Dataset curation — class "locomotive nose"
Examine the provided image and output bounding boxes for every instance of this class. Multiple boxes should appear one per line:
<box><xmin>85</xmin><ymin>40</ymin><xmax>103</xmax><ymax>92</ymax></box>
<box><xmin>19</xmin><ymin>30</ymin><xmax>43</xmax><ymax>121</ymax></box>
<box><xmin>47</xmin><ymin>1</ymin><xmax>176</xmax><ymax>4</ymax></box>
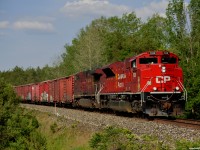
<box><xmin>151</xmin><ymin>64</ymin><xmax>175</xmax><ymax>92</ymax></box>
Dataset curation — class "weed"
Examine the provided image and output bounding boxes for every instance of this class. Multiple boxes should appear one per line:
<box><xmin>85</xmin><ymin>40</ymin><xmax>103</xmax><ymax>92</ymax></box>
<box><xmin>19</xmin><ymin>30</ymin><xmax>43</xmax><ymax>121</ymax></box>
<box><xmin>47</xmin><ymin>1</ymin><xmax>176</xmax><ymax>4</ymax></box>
<box><xmin>50</xmin><ymin>122</ymin><xmax>58</xmax><ymax>133</ymax></box>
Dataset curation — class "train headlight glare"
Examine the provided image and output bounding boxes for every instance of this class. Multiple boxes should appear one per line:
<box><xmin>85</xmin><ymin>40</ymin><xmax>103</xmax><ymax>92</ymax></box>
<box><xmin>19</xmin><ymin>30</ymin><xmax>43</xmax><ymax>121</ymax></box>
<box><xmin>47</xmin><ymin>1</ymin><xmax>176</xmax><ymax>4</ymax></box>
<box><xmin>153</xmin><ymin>87</ymin><xmax>157</xmax><ymax>91</ymax></box>
<box><xmin>175</xmin><ymin>87</ymin><xmax>179</xmax><ymax>91</ymax></box>
<box><xmin>162</xmin><ymin>66</ymin><xmax>166</xmax><ymax>73</ymax></box>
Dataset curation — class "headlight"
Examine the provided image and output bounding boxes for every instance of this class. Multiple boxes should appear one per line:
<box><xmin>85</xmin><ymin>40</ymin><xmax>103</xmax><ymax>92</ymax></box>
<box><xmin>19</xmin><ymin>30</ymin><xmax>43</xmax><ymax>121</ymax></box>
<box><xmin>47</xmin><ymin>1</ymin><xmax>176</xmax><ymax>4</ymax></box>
<box><xmin>153</xmin><ymin>87</ymin><xmax>157</xmax><ymax>91</ymax></box>
<box><xmin>162</xmin><ymin>66</ymin><xmax>166</xmax><ymax>73</ymax></box>
<box><xmin>175</xmin><ymin>86</ymin><xmax>179</xmax><ymax>91</ymax></box>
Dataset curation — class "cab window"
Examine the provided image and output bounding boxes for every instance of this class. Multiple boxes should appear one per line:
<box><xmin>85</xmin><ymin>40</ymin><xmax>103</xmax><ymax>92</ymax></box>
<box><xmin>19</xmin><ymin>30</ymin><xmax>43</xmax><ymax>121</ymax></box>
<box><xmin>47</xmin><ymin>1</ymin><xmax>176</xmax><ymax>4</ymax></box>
<box><xmin>139</xmin><ymin>58</ymin><xmax>157</xmax><ymax>64</ymax></box>
<box><xmin>131</xmin><ymin>59</ymin><xmax>136</xmax><ymax>68</ymax></box>
<box><xmin>161</xmin><ymin>57</ymin><xmax>176</xmax><ymax>64</ymax></box>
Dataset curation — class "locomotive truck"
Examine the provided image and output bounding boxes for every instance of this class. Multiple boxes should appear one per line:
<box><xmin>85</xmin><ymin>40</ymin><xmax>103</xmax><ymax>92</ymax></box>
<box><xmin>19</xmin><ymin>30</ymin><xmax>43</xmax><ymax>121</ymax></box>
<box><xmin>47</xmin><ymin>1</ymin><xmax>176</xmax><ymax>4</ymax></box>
<box><xmin>15</xmin><ymin>50</ymin><xmax>187</xmax><ymax>117</ymax></box>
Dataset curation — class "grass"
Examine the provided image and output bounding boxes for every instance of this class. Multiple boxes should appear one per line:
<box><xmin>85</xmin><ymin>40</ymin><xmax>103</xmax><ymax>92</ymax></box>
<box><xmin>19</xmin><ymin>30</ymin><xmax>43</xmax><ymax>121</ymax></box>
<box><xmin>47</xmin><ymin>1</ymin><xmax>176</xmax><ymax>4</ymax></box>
<box><xmin>29</xmin><ymin>110</ymin><xmax>93</xmax><ymax>150</ymax></box>
<box><xmin>24</xmin><ymin>109</ymin><xmax>200</xmax><ymax>150</ymax></box>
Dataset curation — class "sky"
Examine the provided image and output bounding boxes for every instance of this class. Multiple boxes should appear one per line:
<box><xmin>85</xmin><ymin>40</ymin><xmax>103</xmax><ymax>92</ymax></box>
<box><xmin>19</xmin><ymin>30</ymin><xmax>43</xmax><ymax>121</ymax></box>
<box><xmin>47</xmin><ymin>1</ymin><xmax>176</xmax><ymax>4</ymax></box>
<box><xmin>0</xmin><ymin>0</ymin><xmax>190</xmax><ymax>71</ymax></box>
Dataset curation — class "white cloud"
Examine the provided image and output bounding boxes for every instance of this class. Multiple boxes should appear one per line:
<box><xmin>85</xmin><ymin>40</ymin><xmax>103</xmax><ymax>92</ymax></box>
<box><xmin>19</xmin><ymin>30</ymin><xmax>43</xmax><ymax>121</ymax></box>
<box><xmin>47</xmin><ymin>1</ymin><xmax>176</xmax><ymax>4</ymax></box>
<box><xmin>0</xmin><ymin>21</ymin><xmax>9</xmax><ymax>29</ymax></box>
<box><xmin>135</xmin><ymin>0</ymin><xmax>168</xmax><ymax>20</ymax></box>
<box><xmin>13</xmin><ymin>21</ymin><xmax>54</xmax><ymax>32</ymax></box>
<box><xmin>60</xmin><ymin>0</ymin><xmax>130</xmax><ymax>18</ymax></box>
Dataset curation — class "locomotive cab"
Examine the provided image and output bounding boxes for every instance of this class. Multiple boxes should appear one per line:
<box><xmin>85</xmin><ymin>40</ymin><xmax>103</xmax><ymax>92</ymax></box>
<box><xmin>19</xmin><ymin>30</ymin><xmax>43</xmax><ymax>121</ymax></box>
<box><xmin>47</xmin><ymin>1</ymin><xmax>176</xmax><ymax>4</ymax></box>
<box><xmin>135</xmin><ymin>51</ymin><xmax>186</xmax><ymax>116</ymax></box>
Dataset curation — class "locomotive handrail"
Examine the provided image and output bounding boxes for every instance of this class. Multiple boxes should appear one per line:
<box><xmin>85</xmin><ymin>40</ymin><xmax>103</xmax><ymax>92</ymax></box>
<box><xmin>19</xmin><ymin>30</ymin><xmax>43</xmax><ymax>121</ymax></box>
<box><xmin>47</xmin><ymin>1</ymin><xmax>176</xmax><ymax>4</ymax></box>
<box><xmin>176</xmin><ymin>79</ymin><xmax>187</xmax><ymax>101</ymax></box>
<box><xmin>95</xmin><ymin>83</ymin><xmax>104</xmax><ymax>104</ymax></box>
<box><xmin>140</xmin><ymin>77</ymin><xmax>153</xmax><ymax>106</ymax></box>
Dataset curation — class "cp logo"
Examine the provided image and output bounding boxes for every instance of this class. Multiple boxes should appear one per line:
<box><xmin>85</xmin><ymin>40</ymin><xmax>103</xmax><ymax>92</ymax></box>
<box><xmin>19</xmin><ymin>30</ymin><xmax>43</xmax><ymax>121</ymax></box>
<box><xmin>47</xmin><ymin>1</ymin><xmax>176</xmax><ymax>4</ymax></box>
<box><xmin>156</xmin><ymin>76</ymin><xmax>170</xmax><ymax>83</ymax></box>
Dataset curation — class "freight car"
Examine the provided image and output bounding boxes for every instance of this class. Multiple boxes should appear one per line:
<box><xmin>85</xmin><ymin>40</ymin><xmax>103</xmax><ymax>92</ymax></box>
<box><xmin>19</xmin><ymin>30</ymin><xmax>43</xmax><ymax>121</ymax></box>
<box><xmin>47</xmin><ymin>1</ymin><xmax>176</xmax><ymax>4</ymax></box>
<box><xmin>14</xmin><ymin>50</ymin><xmax>187</xmax><ymax>117</ymax></box>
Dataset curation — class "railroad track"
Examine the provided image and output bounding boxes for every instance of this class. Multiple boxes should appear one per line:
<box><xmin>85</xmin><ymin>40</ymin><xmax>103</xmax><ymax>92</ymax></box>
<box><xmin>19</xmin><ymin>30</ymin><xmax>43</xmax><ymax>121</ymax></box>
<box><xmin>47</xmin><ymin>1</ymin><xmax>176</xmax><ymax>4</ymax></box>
<box><xmin>154</xmin><ymin>118</ymin><xmax>200</xmax><ymax>130</ymax></box>
<box><xmin>21</xmin><ymin>103</ymin><xmax>200</xmax><ymax>130</ymax></box>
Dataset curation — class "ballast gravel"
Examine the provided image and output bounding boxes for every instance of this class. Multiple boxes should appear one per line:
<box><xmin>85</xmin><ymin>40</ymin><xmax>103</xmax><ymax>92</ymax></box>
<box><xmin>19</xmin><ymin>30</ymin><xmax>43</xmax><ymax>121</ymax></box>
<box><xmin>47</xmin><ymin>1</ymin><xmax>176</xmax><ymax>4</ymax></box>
<box><xmin>21</xmin><ymin>104</ymin><xmax>200</xmax><ymax>146</ymax></box>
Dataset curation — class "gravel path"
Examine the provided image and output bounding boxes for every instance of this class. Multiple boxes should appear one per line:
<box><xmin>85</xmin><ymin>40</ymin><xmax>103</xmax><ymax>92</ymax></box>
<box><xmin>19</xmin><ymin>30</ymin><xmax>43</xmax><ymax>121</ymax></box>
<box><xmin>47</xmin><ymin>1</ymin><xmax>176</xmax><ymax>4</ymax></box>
<box><xmin>21</xmin><ymin>103</ymin><xmax>200</xmax><ymax>146</ymax></box>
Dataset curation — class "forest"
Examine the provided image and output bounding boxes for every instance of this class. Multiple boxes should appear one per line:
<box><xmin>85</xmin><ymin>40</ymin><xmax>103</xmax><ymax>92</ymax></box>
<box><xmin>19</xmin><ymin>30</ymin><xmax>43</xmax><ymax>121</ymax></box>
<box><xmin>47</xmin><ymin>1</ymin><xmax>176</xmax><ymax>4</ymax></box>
<box><xmin>0</xmin><ymin>0</ymin><xmax>199</xmax><ymax>118</ymax></box>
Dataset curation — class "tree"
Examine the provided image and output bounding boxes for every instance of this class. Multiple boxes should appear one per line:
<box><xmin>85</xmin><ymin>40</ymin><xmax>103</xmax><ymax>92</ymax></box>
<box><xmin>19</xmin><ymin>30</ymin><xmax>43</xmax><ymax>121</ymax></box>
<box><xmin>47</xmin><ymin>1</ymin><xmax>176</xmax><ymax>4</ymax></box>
<box><xmin>189</xmin><ymin>0</ymin><xmax>200</xmax><ymax>57</ymax></box>
<box><xmin>61</xmin><ymin>41</ymin><xmax>78</xmax><ymax>75</ymax></box>
<box><xmin>166</xmin><ymin>0</ymin><xmax>189</xmax><ymax>55</ymax></box>
<box><xmin>73</xmin><ymin>25</ymin><xmax>106</xmax><ymax>71</ymax></box>
<box><xmin>62</xmin><ymin>22</ymin><xmax>107</xmax><ymax>74</ymax></box>
<box><xmin>166</xmin><ymin>0</ymin><xmax>200</xmax><ymax>118</ymax></box>
<box><xmin>0</xmin><ymin>79</ymin><xmax>46</xmax><ymax>149</ymax></box>
<box><xmin>103</xmin><ymin>12</ymin><xmax>142</xmax><ymax>62</ymax></box>
<box><xmin>186</xmin><ymin>0</ymin><xmax>200</xmax><ymax>118</ymax></box>
<box><xmin>137</xmin><ymin>14</ymin><xmax>168</xmax><ymax>51</ymax></box>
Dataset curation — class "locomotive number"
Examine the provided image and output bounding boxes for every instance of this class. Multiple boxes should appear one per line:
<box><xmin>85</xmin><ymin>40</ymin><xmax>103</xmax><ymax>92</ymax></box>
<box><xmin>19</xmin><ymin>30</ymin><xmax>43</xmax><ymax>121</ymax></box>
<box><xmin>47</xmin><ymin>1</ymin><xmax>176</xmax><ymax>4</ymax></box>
<box><xmin>156</xmin><ymin>76</ymin><xmax>170</xmax><ymax>83</ymax></box>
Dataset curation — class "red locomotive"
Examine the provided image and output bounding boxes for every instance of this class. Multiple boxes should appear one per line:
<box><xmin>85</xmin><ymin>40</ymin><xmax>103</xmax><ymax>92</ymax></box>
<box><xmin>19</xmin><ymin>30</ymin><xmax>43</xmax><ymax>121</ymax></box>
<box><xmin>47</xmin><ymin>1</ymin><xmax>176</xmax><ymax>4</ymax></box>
<box><xmin>14</xmin><ymin>50</ymin><xmax>187</xmax><ymax>117</ymax></box>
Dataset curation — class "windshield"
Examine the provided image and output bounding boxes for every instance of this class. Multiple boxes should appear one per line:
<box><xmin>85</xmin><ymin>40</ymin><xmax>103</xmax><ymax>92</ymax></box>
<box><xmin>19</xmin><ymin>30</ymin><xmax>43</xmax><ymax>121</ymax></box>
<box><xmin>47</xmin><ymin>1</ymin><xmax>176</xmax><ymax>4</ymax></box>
<box><xmin>139</xmin><ymin>58</ymin><xmax>158</xmax><ymax>64</ymax></box>
<box><xmin>161</xmin><ymin>57</ymin><xmax>176</xmax><ymax>64</ymax></box>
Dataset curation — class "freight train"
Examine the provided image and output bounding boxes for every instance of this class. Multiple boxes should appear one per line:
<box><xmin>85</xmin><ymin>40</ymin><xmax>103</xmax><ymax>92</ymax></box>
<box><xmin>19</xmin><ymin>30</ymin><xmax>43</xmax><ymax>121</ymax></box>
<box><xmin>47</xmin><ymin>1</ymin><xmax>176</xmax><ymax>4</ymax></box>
<box><xmin>14</xmin><ymin>50</ymin><xmax>187</xmax><ymax>117</ymax></box>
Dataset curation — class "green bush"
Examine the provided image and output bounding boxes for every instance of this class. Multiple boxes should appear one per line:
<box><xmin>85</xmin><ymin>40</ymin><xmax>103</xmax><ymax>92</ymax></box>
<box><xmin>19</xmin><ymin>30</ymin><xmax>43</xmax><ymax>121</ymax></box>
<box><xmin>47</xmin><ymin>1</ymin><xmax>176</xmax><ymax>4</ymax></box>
<box><xmin>89</xmin><ymin>126</ymin><xmax>169</xmax><ymax>150</ymax></box>
<box><xmin>176</xmin><ymin>139</ymin><xmax>200</xmax><ymax>150</ymax></box>
<box><xmin>0</xmin><ymin>79</ymin><xmax>46</xmax><ymax>150</ymax></box>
